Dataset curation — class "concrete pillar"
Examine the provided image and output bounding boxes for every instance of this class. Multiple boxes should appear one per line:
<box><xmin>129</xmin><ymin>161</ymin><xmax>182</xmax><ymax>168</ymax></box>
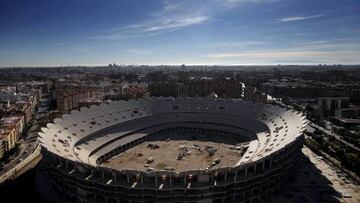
<box><xmin>112</xmin><ymin>172</ymin><xmax>117</xmax><ymax>181</ymax></box>
<box><xmin>184</xmin><ymin>174</ymin><xmax>187</xmax><ymax>187</ymax></box>
<box><xmin>250</xmin><ymin>188</ymin><xmax>254</xmax><ymax>203</ymax></box>
<box><xmin>91</xmin><ymin>170</ymin><xmax>95</xmax><ymax>179</ymax></box>
<box><xmin>262</xmin><ymin>160</ymin><xmax>265</xmax><ymax>171</ymax></box>
<box><xmin>169</xmin><ymin>173</ymin><xmax>172</xmax><ymax>187</ymax></box>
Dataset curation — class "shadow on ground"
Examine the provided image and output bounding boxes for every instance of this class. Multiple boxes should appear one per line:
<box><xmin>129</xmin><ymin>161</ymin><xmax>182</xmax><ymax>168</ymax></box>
<box><xmin>270</xmin><ymin>152</ymin><xmax>341</xmax><ymax>203</ymax></box>
<box><xmin>0</xmin><ymin>165</ymin><xmax>45</xmax><ymax>203</ymax></box>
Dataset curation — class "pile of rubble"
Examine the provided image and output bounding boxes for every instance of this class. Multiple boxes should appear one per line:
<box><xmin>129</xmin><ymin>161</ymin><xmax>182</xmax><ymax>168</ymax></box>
<box><xmin>204</xmin><ymin>145</ymin><xmax>217</xmax><ymax>156</ymax></box>
<box><xmin>175</xmin><ymin>143</ymin><xmax>223</xmax><ymax>170</ymax></box>
<box><xmin>229</xmin><ymin>142</ymin><xmax>249</xmax><ymax>156</ymax></box>
<box><xmin>206</xmin><ymin>158</ymin><xmax>221</xmax><ymax>170</ymax></box>
<box><xmin>177</xmin><ymin>145</ymin><xmax>192</xmax><ymax>160</ymax></box>
<box><xmin>147</xmin><ymin>143</ymin><xmax>160</xmax><ymax>149</ymax></box>
<box><xmin>177</xmin><ymin>144</ymin><xmax>219</xmax><ymax>160</ymax></box>
<box><xmin>144</xmin><ymin>156</ymin><xmax>175</xmax><ymax>172</ymax></box>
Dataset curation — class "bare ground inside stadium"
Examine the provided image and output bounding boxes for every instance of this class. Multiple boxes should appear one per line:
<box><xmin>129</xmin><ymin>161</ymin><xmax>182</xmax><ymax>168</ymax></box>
<box><xmin>102</xmin><ymin>132</ymin><xmax>246</xmax><ymax>172</ymax></box>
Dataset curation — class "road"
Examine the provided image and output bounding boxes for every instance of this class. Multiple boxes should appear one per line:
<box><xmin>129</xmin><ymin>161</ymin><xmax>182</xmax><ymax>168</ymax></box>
<box><xmin>307</xmin><ymin>121</ymin><xmax>360</xmax><ymax>151</ymax></box>
<box><xmin>0</xmin><ymin>133</ymin><xmax>39</xmax><ymax>177</ymax></box>
<box><xmin>0</xmin><ymin>98</ymin><xmax>49</xmax><ymax>177</ymax></box>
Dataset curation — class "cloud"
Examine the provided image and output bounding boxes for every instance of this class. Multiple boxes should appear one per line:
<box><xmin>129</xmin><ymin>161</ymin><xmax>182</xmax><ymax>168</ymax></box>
<box><xmin>144</xmin><ymin>16</ymin><xmax>209</xmax><ymax>32</ymax></box>
<box><xmin>280</xmin><ymin>14</ymin><xmax>323</xmax><ymax>22</ymax></box>
<box><xmin>303</xmin><ymin>41</ymin><xmax>360</xmax><ymax>50</ymax></box>
<box><xmin>89</xmin><ymin>15</ymin><xmax>209</xmax><ymax>40</ymax></box>
<box><xmin>305</xmin><ymin>40</ymin><xmax>328</xmax><ymax>45</ymax></box>
<box><xmin>204</xmin><ymin>49</ymin><xmax>360</xmax><ymax>63</ymax></box>
<box><xmin>220</xmin><ymin>0</ymin><xmax>283</xmax><ymax>8</ymax></box>
<box><xmin>204</xmin><ymin>41</ymin><xmax>266</xmax><ymax>48</ymax></box>
<box><xmin>164</xmin><ymin>3</ymin><xmax>179</xmax><ymax>11</ymax></box>
<box><xmin>205</xmin><ymin>50</ymin><xmax>325</xmax><ymax>58</ymax></box>
<box><xmin>89</xmin><ymin>0</ymin><xmax>283</xmax><ymax>40</ymax></box>
<box><xmin>222</xmin><ymin>0</ymin><xmax>279</xmax><ymax>3</ymax></box>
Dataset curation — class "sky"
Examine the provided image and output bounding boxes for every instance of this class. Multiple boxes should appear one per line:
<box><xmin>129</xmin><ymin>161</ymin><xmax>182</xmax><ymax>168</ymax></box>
<box><xmin>0</xmin><ymin>0</ymin><xmax>360</xmax><ymax>66</ymax></box>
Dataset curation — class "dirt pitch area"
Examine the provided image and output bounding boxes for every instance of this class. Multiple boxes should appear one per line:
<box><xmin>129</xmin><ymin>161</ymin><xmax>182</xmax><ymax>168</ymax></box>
<box><xmin>102</xmin><ymin>132</ymin><xmax>246</xmax><ymax>172</ymax></box>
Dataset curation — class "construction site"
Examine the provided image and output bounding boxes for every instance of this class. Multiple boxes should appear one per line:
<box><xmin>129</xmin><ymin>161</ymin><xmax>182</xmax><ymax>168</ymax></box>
<box><xmin>103</xmin><ymin>131</ymin><xmax>249</xmax><ymax>172</ymax></box>
<box><xmin>40</xmin><ymin>98</ymin><xmax>307</xmax><ymax>202</ymax></box>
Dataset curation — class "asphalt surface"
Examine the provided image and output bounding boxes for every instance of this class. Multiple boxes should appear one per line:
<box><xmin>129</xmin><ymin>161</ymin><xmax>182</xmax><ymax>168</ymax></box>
<box><xmin>0</xmin><ymin>138</ymin><xmax>38</xmax><ymax>177</ymax></box>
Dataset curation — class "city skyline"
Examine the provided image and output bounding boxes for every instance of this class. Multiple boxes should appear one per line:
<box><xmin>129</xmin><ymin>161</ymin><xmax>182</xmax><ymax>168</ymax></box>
<box><xmin>1</xmin><ymin>0</ymin><xmax>360</xmax><ymax>66</ymax></box>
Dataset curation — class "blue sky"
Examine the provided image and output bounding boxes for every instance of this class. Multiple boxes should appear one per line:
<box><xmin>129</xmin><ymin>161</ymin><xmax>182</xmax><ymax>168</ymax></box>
<box><xmin>1</xmin><ymin>0</ymin><xmax>360</xmax><ymax>66</ymax></box>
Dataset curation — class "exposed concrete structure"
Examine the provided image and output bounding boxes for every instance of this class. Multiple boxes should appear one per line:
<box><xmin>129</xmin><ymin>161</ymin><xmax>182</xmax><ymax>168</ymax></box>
<box><xmin>39</xmin><ymin>97</ymin><xmax>307</xmax><ymax>203</ymax></box>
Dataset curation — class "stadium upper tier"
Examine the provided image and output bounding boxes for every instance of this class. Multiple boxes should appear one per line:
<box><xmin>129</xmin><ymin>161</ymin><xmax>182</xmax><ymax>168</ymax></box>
<box><xmin>39</xmin><ymin>97</ymin><xmax>307</xmax><ymax>170</ymax></box>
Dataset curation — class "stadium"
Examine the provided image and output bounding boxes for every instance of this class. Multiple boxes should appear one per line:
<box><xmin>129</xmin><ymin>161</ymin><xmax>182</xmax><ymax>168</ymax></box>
<box><xmin>39</xmin><ymin>97</ymin><xmax>307</xmax><ymax>203</ymax></box>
